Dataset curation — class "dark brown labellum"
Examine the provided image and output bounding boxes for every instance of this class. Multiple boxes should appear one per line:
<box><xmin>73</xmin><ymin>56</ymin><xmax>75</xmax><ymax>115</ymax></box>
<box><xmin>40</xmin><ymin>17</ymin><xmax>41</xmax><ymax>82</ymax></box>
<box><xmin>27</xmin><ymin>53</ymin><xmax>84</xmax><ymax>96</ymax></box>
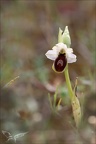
<box><xmin>54</xmin><ymin>53</ymin><xmax>67</xmax><ymax>72</ymax></box>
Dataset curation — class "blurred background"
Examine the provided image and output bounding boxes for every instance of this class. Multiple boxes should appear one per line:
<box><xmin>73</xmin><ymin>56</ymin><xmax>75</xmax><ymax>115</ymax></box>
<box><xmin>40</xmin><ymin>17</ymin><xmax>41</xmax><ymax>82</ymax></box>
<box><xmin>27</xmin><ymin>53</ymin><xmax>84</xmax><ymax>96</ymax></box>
<box><xmin>0</xmin><ymin>0</ymin><xmax>96</xmax><ymax>144</ymax></box>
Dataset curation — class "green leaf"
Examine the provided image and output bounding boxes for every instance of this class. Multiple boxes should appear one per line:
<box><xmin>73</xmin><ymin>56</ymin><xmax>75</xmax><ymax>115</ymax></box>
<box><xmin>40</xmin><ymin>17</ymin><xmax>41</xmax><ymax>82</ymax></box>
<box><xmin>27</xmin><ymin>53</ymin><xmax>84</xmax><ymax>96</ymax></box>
<box><xmin>48</xmin><ymin>93</ymin><xmax>53</xmax><ymax>111</ymax></box>
<box><xmin>71</xmin><ymin>96</ymin><xmax>81</xmax><ymax>128</ymax></box>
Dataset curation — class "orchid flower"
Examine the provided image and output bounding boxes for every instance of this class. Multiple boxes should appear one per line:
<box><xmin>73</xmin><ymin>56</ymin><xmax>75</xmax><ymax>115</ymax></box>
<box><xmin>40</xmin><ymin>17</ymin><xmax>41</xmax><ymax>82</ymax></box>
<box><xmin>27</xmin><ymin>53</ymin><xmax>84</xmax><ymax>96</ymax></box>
<box><xmin>45</xmin><ymin>42</ymin><xmax>76</xmax><ymax>73</ymax></box>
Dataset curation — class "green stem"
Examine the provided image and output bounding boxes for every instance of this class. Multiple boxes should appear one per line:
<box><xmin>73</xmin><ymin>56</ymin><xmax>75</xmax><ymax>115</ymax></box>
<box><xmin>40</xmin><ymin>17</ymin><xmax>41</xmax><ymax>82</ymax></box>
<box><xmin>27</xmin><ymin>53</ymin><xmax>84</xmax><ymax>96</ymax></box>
<box><xmin>64</xmin><ymin>65</ymin><xmax>74</xmax><ymax>100</ymax></box>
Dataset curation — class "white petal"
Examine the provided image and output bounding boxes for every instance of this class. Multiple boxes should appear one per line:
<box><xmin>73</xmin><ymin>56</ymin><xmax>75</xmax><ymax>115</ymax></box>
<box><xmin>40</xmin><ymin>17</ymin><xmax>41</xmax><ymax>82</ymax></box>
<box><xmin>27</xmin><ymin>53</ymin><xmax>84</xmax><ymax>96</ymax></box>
<box><xmin>66</xmin><ymin>53</ymin><xmax>77</xmax><ymax>63</ymax></box>
<box><xmin>52</xmin><ymin>45</ymin><xmax>61</xmax><ymax>54</ymax></box>
<box><xmin>52</xmin><ymin>43</ymin><xmax>67</xmax><ymax>54</ymax></box>
<box><xmin>45</xmin><ymin>50</ymin><xmax>58</xmax><ymax>60</ymax></box>
<box><xmin>66</xmin><ymin>48</ymin><xmax>73</xmax><ymax>53</ymax></box>
<box><xmin>56</xmin><ymin>43</ymin><xmax>67</xmax><ymax>50</ymax></box>
<box><xmin>52</xmin><ymin>46</ymin><xmax>58</xmax><ymax>50</ymax></box>
<box><xmin>52</xmin><ymin>46</ymin><xmax>61</xmax><ymax>54</ymax></box>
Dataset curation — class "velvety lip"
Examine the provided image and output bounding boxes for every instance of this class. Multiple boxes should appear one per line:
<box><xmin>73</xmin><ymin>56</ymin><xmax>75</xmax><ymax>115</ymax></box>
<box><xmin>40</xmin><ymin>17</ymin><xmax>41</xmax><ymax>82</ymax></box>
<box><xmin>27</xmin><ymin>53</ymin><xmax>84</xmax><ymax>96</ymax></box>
<box><xmin>54</xmin><ymin>53</ymin><xmax>67</xmax><ymax>72</ymax></box>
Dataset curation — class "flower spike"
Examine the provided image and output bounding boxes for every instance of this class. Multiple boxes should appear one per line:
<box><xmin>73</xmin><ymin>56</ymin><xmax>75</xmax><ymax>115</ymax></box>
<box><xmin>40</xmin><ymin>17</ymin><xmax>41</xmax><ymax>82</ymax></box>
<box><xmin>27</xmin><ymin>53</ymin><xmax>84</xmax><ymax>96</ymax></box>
<box><xmin>46</xmin><ymin>26</ymin><xmax>81</xmax><ymax>127</ymax></box>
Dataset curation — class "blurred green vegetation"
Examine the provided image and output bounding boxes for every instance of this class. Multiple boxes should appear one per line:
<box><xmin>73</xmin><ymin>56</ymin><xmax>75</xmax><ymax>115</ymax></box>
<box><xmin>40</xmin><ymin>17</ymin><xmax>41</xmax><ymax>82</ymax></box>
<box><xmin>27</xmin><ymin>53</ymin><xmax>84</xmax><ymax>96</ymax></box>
<box><xmin>0</xmin><ymin>0</ymin><xmax>96</xmax><ymax>144</ymax></box>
